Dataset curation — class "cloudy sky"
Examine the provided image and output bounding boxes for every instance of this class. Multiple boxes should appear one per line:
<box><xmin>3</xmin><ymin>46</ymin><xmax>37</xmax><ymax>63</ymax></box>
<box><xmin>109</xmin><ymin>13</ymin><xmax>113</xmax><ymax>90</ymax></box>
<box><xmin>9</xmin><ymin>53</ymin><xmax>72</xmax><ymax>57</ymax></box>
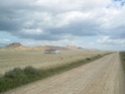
<box><xmin>0</xmin><ymin>0</ymin><xmax>125</xmax><ymax>51</ymax></box>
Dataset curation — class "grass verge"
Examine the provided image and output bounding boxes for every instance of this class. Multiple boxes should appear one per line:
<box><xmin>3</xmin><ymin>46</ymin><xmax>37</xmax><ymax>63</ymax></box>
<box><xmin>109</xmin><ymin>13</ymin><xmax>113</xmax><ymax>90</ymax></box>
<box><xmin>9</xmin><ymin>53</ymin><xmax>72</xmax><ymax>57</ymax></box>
<box><xmin>120</xmin><ymin>52</ymin><xmax>125</xmax><ymax>72</ymax></box>
<box><xmin>0</xmin><ymin>53</ymin><xmax>109</xmax><ymax>93</ymax></box>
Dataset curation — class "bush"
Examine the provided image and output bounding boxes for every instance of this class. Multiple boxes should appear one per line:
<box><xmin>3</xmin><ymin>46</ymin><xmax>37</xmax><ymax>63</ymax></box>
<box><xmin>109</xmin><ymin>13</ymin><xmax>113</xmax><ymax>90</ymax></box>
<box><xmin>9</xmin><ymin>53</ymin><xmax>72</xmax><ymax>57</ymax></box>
<box><xmin>98</xmin><ymin>54</ymin><xmax>101</xmax><ymax>57</ymax></box>
<box><xmin>4</xmin><ymin>67</ymin><xmax>27</xmax><ymax>84</ymax></box>
<box><xmin>86</xmin><ymin>58</ymin><xmax>91</xmax><ymax>61</ymax></box>
<box><xmin>4</xmin><ymin>68</ymin><xmax>26</xmax><ymax>79</ymax></box>
<box><xmin>24</xmin><ymin>66</ymin><xmax>40</xmax><ymax>76</ymax></box>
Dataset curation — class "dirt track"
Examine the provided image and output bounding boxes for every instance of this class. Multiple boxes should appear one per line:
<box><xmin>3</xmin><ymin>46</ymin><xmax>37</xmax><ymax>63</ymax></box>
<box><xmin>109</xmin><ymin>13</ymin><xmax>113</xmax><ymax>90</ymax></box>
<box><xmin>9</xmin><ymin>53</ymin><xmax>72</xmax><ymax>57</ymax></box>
<box><xmin>3</xmin><ymin>53</ymin><xmax>125</xmax><ymax>94</ymax></box>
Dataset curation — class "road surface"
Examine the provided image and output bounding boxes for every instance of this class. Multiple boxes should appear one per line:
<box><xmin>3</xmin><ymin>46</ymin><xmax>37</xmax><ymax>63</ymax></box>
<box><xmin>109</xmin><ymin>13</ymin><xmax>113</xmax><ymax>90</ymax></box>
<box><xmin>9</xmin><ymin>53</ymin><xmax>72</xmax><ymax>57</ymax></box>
<box><xmin>3</xmin><ymin>53</ymin><xmax>125</xmax><ymax>94</ymax></box>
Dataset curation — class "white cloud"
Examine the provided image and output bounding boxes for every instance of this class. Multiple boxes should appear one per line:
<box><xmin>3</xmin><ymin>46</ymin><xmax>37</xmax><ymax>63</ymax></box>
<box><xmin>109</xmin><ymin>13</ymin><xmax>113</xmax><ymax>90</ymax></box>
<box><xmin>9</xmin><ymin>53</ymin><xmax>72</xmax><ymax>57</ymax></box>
<box><xmin>22</xmin><ymin>28</ymin><xmax>44</xmax><ymax>35</ymax></box>
<box><xmin>0</xmin><ymin>0</ymin><xmax>125</xmax><ymax>50</ymax></box>
<box><xmin>0</xmin><ymin>39</ymin><xmax>11</xmax><ymax>43</ymax></box>
<box><xmin>54</xmin><ymin>11</ymin><xmax>91</xmax><ymax>27</ymax></box>
<box><xmin>34</xmin><ymin>0</ymin><xmax>111</xmax><ymax>11</ymax></box>
<box><xmin>98</xmin><ymin>36</ymin><xmax>125</xmax><ymax>44</ymax></box>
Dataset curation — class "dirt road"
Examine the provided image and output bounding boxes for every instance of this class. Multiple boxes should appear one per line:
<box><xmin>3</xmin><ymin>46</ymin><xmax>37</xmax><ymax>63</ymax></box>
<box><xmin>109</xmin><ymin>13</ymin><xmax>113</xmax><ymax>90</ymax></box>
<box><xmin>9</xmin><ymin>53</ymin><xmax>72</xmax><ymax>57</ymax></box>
<box><xmin>3</xmin><ymin>53</ymin><xmax>125</xmax><ymax>94</ymax></box>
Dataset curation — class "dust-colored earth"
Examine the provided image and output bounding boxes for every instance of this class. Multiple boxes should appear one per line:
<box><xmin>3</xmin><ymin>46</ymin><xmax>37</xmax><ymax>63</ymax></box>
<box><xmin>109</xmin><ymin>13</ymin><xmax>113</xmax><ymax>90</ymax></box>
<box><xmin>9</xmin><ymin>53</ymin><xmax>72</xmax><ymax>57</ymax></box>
<box><xmin>0</xmin><ymin>50</ymin><xmax>103</xmax><ymax>75</ymax></box>
<box><xmin>2</xmin><ymin>53</ymin><xmax>125</xmax><ymax>94</ymax></box>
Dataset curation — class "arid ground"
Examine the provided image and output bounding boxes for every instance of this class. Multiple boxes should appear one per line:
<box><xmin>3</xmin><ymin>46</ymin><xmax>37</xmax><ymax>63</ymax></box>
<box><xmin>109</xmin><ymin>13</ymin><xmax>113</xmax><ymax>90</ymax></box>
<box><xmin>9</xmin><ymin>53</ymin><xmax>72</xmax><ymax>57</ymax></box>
<box><xmin>3</xmin><ymin>53</ymin><xmax>125</xmax><ymax>94</ymax></box>
<box><xmin>0</xmin><ymin>50</ymin><xmax>104</xmax><ymax>75</ymax></box>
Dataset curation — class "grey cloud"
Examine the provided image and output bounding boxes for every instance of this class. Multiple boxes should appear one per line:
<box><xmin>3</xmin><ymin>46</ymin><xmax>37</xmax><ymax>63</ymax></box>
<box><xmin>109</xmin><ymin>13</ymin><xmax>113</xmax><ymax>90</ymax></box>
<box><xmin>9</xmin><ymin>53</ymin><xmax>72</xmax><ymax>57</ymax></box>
<box><xmin>0</xmin><ymin>2</ymin><xmax>102</xmax><ymax>41</ymax></box>
<box><xmin>11</xmin><ymin>17</ymin><xmax>102</xmax><ymax>40</ymax></box>
<box><xmin>105</xmin><ymin>25</ymin><xmax>125</xmax><ymax>39</ymax></box>
<box><xmin>47</xmin><ymin>20</ymin><xmax>100</xmax><ymax>36</ymax></box>
<box><xmin>0</xmin><ymin>0</ymin><xmax>125</xmax><ymax>42</ymax></box>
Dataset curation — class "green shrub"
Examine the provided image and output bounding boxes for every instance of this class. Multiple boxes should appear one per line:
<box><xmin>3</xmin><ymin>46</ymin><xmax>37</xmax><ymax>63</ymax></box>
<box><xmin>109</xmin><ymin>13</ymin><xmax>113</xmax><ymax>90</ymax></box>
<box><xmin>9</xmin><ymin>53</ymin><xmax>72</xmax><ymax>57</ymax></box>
<box><xmin>98</xmin><ymin>54</ymin><xmax>101</xmax><ymax>57</ymax></box>
<box><xmin>4</xmin><ymin>68</ymin><xmax>26</xmax><ymax>79</ymax></box>
<box><xmin>86</xmin><ymin>58</ymin><xmax>91</xmax><ymax>61</ymax></box>
<box><xmin>24</xmin><ymin>66</ymin><xmax>40</xmax><ymax>76</ymax></box>
<box><xmin>4</xmin><ymin>67</ymin><xmax>27</xmax><ymax>85</ymax></box>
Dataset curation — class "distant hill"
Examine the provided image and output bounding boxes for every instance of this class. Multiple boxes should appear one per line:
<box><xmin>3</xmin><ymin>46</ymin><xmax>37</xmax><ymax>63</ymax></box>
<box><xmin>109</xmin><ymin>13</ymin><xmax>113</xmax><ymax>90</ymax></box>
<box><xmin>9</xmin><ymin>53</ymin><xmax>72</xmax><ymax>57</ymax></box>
<box><xmin>66</xmin><ymin>45</ymin><xmax>85</xmax><ymax>50</ymax></box>
<box><xmin>1</xmin><ymin>43</ymin><xmax>69</xmax><ymax>51</ymax></box>
<box><xmin>2</xmin><ymin>43</ymin><xmax>29</xmax><ymax>50</ymax></box>
<box><xmin>28</xmin><ymin>45</ymin><xmax>69</xmax><ymax>51</ymax></box>
<box><xmin>43</xmin><ymin>45</ymin><xmax>69</xmax><ymax>50</ymax></box>
<box><xmin>5</xmin><ymin>43</ymin><xmax>22</xmax><ymax>48</ymax></box>
<box><xmin>66</xmin><ymin>45</ymin><xmax>78</xmax><ymax>50</ymax></box>
<box><xmin>0</xmin><ymin>43</ymin><xmax>94</xmax><ymax>51</ymax></box>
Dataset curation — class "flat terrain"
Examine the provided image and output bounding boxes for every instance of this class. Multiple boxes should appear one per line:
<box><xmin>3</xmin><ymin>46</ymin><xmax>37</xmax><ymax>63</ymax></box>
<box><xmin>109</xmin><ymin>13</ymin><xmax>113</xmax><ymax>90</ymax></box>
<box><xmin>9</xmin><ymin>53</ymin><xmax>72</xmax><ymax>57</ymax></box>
<box><xmin>0</xmin><ymin>50</ymin><xmax>104</xmax><ymax>75</ymax></box>
<box><xmin>3</xmin><ymin>53</ymin><xmax>125</xmax><ymax>94</ymax></box>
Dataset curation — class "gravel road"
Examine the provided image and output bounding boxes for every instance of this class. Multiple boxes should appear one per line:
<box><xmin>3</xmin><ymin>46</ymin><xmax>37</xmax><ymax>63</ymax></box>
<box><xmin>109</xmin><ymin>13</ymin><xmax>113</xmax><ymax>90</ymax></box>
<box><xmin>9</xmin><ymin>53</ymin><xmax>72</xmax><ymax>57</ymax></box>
<box><xmin>3</xmin><ymin>53</ymin><xmax>125</xmax><ymax>94</ymax></box>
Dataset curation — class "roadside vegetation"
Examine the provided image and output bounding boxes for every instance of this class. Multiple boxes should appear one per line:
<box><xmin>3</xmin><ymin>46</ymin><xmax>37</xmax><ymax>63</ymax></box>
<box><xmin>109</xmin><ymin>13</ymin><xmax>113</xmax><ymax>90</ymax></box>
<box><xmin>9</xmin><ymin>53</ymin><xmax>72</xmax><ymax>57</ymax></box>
<box><xmin>120</xmin><ymin>52</ymin><xmax>125</xmax><ymax>72</ymax></box>
<box><xmin>0</xmin><ymin>50</ymin><xmax>107</xmax><ymax>75</ymax></box>
<box><xmin>0</xmin><ymin>53</ymin><xmax>109</xmax><ymax>93</ymax></box>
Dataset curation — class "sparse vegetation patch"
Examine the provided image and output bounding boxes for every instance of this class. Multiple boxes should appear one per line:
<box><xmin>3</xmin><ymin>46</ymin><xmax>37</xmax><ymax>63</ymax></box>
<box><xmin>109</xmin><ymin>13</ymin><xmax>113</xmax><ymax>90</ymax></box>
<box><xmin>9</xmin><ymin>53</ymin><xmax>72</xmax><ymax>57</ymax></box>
<box><xmin>120</xmin><ymin>52</ymin><xmax>125</xmax><ymax>72</ymax></box>
<box><xmin>0</xmin><ymin>53</ymin><xmax>109</xmax><ymax>93</ymax></box>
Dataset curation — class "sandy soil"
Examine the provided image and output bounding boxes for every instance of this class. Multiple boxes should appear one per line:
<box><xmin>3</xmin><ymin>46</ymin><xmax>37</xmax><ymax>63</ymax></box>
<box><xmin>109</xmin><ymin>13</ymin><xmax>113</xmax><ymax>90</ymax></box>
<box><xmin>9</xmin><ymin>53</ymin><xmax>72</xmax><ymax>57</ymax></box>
<box><xmin>2</xmin><ymin>53</ymin><xmax>125</xmax><ymax>94</ymax></box>
<box><xmin>0</xmin><ymin>50</ymin><xmax>103</xmax><ymax>75</ymax></box>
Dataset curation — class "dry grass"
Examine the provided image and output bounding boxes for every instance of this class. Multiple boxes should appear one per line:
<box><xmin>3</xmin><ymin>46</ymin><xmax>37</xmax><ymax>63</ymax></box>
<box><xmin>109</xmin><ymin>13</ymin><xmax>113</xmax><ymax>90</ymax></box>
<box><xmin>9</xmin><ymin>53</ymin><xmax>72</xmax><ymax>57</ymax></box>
<box><xmin>0</xmin><ymin>50</ymin><xmax>106</xmax><ymax>75</ymax></box>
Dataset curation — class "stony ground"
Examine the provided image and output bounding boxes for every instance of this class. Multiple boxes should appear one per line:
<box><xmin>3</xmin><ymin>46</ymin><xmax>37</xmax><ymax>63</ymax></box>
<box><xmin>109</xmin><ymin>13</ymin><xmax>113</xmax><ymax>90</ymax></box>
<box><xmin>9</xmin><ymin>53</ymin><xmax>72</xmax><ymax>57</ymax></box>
<box><xmin>2</xmin><ymin>53</ymin><xmax>125</xmax><ymax>94</ymax></box>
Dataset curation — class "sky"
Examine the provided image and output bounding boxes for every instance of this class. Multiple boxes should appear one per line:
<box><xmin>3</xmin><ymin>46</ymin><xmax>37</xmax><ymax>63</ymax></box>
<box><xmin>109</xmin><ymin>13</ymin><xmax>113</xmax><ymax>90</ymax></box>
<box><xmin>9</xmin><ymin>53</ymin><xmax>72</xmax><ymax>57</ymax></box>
<box><xmin>0</xmin><ymin>0</ymin><xmax>125</xmax><ymax>51</ymax></box>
